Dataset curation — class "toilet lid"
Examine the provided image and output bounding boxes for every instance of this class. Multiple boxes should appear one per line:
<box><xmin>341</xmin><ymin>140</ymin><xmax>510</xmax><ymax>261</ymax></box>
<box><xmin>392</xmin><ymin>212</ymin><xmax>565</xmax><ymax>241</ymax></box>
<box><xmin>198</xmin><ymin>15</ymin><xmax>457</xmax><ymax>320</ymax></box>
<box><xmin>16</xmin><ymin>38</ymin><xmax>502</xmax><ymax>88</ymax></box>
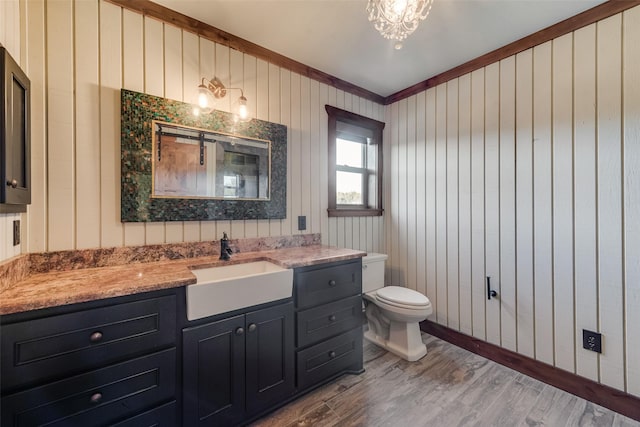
<box><xmin>376</xmin><ymin>286</ymin><xmax>430</xmax><ymax>307</ymax></box>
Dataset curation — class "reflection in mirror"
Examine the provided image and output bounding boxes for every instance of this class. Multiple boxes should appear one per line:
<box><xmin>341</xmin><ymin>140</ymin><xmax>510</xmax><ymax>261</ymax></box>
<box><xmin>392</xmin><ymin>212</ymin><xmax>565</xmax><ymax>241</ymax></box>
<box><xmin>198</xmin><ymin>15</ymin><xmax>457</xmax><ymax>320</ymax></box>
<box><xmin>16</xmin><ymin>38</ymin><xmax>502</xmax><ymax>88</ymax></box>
<box><xmin>152</xmin><ymin>121</ymin><xmax>270</xmax><ymax>200</ymax></box>
<box><xmin>120</xmin><ymin>89</ymin><xmax>286</xmax><ymax>222</ymax></box>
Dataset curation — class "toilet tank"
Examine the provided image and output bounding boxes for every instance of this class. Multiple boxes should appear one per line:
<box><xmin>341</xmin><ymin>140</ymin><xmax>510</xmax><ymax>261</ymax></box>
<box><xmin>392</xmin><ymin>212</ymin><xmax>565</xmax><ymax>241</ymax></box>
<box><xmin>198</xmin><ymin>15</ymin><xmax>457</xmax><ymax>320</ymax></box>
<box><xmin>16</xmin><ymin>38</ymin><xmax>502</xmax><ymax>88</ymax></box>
<box><xmin>362</xmin><ymin>253</ymin><xmax>388</xmax><ymax>293</ymax></box>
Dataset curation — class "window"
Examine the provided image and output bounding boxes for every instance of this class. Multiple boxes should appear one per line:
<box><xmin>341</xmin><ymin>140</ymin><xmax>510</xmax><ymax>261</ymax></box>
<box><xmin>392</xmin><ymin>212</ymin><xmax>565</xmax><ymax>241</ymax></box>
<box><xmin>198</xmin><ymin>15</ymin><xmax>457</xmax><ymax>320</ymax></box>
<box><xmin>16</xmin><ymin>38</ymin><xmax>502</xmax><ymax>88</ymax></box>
<box><xmin>326</xmin><ymin>105</ymin><xmax>385</xmax><ymax>217</ymax></box>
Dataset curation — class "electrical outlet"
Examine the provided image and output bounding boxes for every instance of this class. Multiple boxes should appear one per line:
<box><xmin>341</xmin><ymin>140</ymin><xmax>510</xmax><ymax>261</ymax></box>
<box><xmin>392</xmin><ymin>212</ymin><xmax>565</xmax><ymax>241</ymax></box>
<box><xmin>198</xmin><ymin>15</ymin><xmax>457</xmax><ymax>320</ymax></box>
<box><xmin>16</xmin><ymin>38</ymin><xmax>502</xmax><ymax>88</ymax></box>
<box><xmin>13</xmin><ymin>220</ymin><xmax>20</xmax><ymax>246</ymax></box>
<box><xmin>582</xmin><ymin>329</ymin><xmax>602</xmax><ymax>353</ymax></box>
<box><xmin>298</xmin><ymin>215</ymin><xmax>306</xmax><ymax>231</ymax></box>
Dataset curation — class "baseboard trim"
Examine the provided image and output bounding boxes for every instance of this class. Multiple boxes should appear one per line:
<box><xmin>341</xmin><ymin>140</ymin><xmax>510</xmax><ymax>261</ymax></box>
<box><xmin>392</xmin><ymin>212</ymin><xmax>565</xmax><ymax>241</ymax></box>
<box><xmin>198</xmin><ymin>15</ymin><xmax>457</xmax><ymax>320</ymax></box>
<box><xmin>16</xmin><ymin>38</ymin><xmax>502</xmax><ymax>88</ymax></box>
<box><xmin>420</xmin><ymin>320</ymin><xmax>640</xmax><ymax>422</ymax></box>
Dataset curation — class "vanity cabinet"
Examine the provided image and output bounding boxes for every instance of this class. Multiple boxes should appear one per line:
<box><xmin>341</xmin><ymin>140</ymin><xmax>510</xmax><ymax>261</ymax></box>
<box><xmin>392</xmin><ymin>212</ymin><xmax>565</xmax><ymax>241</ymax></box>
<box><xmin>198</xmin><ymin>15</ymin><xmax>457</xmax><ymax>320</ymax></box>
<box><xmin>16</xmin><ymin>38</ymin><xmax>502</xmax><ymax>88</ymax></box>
<box><xmin>182</xmin><ymin>301</ymin><xmax>295</xmax><ymax>427</ymax></box>
<box><xmin>0</xmin><ymin>254</ymin><xmax>365</xmax><ymax>426</ymax></box>
<box><xmin>0</xmin><ymin>291</ymin><xmax>178</xmax><ymax>426</ymax></box>
<box><xmin>294</xmin><ymin>259</ymin><xmax>364</xmax><ymax>391</ymax></box>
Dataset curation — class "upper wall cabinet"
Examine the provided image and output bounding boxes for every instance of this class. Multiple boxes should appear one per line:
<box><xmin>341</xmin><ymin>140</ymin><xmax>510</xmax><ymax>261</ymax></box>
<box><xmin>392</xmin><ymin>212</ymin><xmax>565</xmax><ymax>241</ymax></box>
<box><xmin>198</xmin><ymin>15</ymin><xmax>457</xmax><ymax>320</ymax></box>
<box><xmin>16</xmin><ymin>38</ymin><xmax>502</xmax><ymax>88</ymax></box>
<box><xmin>0</xmin><ymin>45</ymin><xmax>31</xmax><ymax>213</ymax></box>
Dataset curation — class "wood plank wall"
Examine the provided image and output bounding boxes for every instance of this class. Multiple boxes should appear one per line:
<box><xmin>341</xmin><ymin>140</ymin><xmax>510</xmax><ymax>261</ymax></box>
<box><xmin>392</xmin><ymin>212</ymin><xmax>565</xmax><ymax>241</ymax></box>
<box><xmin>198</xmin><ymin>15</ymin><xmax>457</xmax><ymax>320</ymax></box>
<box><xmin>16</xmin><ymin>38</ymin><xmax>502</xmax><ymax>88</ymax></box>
<box><xmin>386</xmin><ymin>6</ymin><xmax>640</xmax><ymax>397</ymax></box>
<box><xmin>3</xmin><ymin>0</ymin><xmax>638</xmax><ymax>402</ymax></box>
<box><xmin>0</xmin><ymin>0</ymin><xmax>385</xmax><ymax>262</ymax></box>
<box><xmin>0</xmin><ymin>0</ymin><xmax>23</xmax><ymax>262</ymax></box>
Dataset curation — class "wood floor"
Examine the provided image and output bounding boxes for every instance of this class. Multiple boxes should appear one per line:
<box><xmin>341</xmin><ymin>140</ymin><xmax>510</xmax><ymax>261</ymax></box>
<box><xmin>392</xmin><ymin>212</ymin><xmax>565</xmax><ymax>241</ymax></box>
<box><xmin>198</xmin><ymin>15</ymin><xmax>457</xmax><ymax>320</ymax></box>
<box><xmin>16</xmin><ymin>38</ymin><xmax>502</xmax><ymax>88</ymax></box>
<box><xmin>251</xmin><ymin>333</ymin><xmax>640</xmax><ymax>427</ymax></box>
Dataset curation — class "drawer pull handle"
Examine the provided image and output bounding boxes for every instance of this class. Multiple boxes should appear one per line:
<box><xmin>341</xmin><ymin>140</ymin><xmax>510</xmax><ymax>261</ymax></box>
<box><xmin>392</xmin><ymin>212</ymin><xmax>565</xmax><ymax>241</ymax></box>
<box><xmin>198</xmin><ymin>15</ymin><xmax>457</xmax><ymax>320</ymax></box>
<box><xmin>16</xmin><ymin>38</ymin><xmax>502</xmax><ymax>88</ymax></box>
<box><xmin>90</xmin><ymin>392</ymin><xmax>103</xmax><ymax>404</ymax></box>
<box><xmin>329</xmin><ymin>315</ymin><xmax>336</xmax><ymax>322</ymax></box>
<box><xmin>235</xmin><ymin>327</ymin><xmax>244</xmax><ymax>335</ymax></box>
<box><xmin>248</xmin><ymin>323</ymin><xmax>257</xmax><ymax>333</ymax></box>
<box><xmin>90</xmin><ymin>331</ymin><xmax>103</xmax><ymax>343</ymax></box>
<box><xmin>328</xmin><ymin>351</ymin><xmax>336</xmax><ymax>359</ymax></box>
<box><xmin>329</xmin><ymin>280</ymin><xmax>337</xmax><ymax>287</ymax></box>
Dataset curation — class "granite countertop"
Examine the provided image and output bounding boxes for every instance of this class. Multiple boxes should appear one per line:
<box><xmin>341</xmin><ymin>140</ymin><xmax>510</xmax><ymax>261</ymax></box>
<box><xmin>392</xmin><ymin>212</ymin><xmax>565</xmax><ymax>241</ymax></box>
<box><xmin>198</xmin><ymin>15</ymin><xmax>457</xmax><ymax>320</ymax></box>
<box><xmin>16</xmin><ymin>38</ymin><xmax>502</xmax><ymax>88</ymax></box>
<box><xmin>0</xmin><ymin>245</ymin><xmax>365</xmax><ymax>316</ymax></box>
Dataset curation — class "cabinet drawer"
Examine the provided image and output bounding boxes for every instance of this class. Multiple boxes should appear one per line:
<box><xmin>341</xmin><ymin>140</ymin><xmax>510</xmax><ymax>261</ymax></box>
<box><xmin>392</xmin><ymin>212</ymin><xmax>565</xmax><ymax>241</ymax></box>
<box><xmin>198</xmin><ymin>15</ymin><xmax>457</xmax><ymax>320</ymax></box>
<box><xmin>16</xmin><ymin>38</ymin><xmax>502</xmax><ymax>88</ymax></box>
<box><xmin>1</xmin><ymin>295</ymin><xmax>176</xmax><ymax>392</ymax></box>
<box><xmin>296</xmin><ymin>327</ymin><xmax>363</xmax><ymax>391</ymax></box>
<box><xmin>111</xmin><ymin>401</ymin><xmax>177</xmax><ymax>427</ymax></box>
<box><xmin>297</xmin><ymin>295</ymin><xmax>362</xmax><ymax>348</ymax></box>
<box><xmin>295</xmin><ymin>260</ymin><xmax>361</xmax><ymax>310</ymax></box>
<box><xmin>1</xmin><ymin>348</ymin><xmax>176</xmax><ymax>427</ymax></box>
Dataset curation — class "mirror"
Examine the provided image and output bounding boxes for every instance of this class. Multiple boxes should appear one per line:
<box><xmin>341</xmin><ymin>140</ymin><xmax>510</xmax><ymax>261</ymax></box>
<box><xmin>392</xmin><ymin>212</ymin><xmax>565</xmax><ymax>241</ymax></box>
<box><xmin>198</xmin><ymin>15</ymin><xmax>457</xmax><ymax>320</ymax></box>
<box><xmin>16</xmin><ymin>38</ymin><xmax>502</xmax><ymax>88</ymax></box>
<box><xmin>120</xmin><ymin>89</ymin><xmax>286</xmax><ymax>222</ymax></box>
<box><xmin>152</xmin><ymin>121</ymin><xmax>271</xmax><ymax>200</ymax></box>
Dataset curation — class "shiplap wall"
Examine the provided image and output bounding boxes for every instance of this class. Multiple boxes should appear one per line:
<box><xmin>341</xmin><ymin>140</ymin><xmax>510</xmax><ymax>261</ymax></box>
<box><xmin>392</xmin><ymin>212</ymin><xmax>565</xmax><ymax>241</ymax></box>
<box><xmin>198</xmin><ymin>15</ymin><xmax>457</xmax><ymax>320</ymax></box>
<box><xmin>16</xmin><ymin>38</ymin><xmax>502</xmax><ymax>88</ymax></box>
<box><xmin>0</xmin><ymin>0</ymin><xmax>24</xmax><ymax>262</ymax></box>
<box><xmin>386</xmin><ymin>7</ymin><xmax>640</xmax><ymax>397</ymax></box>
<box><xmin>4</xmin><ymin>0</ymin><xmax>638</xmax><ymax>401</ymax></box>
<box><xmin>0</xmin><ymin>0</ymin><xmax>384</xmax><ymax>262</ymax></box>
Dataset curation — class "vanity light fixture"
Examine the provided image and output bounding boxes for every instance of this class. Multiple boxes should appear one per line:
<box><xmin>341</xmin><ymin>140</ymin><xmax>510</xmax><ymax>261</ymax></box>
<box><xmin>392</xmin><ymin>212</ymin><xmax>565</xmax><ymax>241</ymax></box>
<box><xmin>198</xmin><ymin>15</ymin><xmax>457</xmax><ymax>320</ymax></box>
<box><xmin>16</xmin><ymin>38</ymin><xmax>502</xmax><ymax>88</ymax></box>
<box><xmin>367</xmin><ymin>0</ymin><xmax>434</xmax><ymax>50</ymax></box>
<box><xmin>194</xmin><ymin>76</ymin><xmax>251</xmax><ymax>123</ymax></box>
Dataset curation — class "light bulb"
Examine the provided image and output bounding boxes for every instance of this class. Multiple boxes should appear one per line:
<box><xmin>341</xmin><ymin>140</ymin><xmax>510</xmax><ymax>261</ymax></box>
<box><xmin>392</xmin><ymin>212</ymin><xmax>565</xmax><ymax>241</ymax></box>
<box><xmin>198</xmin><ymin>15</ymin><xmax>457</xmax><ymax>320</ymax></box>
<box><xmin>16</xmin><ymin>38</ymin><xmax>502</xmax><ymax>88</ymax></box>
<box><xmin>196</xmin><ymin>84</ymin><xmax>215</xmax><ymax>114</ymax></box>
<box><xmin>198</xmin><ymin>91</ymin><xmax>208</xmax><ymax>109</ymax></box>
<box><xmin>238</xmin><ymin>103</ymin><xmax>248</xmax><ymax>120</ymax></box>
<box><xmin>233</xmin><ymin>95</ymin><xmax>250</xmax><ymax>123</ymax></box>
<box><xmin>392</xmin><ymin>0</ymin><xmax>408</xmax><ymax>17</ymax></box>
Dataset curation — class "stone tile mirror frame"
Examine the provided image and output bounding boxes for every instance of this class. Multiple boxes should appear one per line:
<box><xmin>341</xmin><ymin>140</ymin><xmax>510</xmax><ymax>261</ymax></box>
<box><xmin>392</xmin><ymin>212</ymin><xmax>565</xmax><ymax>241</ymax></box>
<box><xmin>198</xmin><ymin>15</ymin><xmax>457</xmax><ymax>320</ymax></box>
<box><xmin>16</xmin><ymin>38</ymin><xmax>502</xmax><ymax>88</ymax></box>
<box><xmin>121</xmin><ymin>89</ymin><xmax>287</xmax><ymax>221</ymax></box>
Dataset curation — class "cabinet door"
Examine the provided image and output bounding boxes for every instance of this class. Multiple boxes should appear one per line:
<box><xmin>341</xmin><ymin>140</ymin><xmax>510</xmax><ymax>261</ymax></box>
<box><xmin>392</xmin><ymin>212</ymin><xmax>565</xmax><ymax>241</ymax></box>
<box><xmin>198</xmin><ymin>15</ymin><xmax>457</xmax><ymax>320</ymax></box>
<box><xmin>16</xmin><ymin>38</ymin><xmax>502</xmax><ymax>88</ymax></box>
<box><xmin>1</xmin><ymin>46</ymin><xmax>30</xmax><ymax>209</ymax></box>
<box><xmin>245</xmin><ymin>302</ymin><xmax>294</xmax><ymax>415</ymax></box>
<box><xmin>183</xmin><ymin>315</ymin><xmax>245</xmax><ymax>427</ymax></box>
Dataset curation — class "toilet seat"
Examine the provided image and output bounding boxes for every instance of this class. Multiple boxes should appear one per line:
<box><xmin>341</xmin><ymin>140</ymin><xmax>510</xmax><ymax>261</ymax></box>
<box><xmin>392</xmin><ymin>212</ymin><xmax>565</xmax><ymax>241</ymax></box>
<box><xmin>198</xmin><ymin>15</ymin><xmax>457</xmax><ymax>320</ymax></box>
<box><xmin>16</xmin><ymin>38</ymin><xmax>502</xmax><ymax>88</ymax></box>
<box><xmin>375</xmin><ymin>286</ymin><xmax>431</xmax><ymax>310</ymax></box>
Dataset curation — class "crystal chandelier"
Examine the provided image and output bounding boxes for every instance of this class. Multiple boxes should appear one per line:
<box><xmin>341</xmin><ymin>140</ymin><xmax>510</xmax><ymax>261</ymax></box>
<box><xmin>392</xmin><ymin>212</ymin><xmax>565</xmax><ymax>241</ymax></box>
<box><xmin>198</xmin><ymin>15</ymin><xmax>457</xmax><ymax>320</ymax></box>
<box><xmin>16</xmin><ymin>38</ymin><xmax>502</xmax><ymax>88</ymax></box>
<box><xmin>367</xmin><ymin>0</ymin><xmax>434</xmax><ymax>50</ymax></box>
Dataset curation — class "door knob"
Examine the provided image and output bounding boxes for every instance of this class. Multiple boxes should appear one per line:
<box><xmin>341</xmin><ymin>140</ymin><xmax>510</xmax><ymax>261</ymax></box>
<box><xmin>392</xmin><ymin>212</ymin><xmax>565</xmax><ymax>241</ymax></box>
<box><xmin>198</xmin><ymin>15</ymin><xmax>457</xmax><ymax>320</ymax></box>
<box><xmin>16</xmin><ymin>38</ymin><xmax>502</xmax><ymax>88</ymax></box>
<box><xmin>248</xmin><ymin>323</ymin><xmax>257</xmax><ymax>333</ymax></box>
<box><xmin>7</xmin><ymin>179</ymin><xmax>18</xmax><ymax>188</ymax></box>
<box><xmin>235</xmin><ymin>327</ymin><xmax>244</xmax><ymax>335</ymax></box>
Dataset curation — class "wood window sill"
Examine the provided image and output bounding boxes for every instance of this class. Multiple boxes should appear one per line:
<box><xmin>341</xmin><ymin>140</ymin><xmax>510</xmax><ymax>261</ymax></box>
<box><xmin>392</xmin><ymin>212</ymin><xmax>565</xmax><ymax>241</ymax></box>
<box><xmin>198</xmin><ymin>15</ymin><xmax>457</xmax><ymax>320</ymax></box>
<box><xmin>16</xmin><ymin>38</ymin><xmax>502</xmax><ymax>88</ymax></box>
<box><xmin>327</xmin><ymin>208</ymin><xmax>383</xmax><ymax>218</ymax></box>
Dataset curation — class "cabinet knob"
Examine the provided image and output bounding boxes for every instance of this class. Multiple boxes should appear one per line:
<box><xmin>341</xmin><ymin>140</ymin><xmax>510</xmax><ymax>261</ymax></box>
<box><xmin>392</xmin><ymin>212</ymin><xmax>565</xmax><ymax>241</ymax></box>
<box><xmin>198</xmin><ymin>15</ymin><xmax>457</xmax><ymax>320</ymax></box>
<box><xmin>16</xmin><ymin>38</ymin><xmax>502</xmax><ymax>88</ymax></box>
<box><xmin>328</xmin><ymin>314</ymin><xmax>336</xmax><ymax>322</ymax></box>
<box><xmin>90</xmin><ymin>392</ymin><xmax>103</xmax><ymax>404</ymax></box>
<box><xmin>235</xmin><ymin>327</ymin><xmax>244</xmax><ymax>335</ymax></box>
<box><xmin>328</xmin><ymin>279</ymin><xmax>336</xmax><ymax>287</ymax></box>
<box><xmin>90</xmin><ymin>331</ymin><xmax>103</xmax><ymax>343</ymax></box>
<box><xmin>7</xmin><ymin>179</ymin><xmax>18</xmax><ymax>188</ymax></box>
<box><xmin>248</xmin><ymin>323</ymin><xmax>257</xmax><ymax>333</ymax></box>
<box><xmin>328</xmin><ymin>351</ymin><xmax>336</xmax><ymax>359</ymax></box>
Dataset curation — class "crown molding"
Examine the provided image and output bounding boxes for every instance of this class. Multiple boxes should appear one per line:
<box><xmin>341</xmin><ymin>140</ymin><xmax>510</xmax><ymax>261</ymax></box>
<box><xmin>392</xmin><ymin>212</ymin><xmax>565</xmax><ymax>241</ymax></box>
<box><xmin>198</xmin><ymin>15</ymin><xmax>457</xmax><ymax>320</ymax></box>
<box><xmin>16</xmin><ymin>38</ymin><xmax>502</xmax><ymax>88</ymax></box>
<box><xmin>105</xmin><ymin>0</ymin><xmax>639</xmax><ymax>107</ymax></box>
<box><xmin>385</xmin><ymin>0</ymin><xmax>640</xmax><ymax>104</ymax></box>
<box><xmin>105</xmin><ymin>0</ymin><xmax>386</xmax><ymax>105</ymax></box>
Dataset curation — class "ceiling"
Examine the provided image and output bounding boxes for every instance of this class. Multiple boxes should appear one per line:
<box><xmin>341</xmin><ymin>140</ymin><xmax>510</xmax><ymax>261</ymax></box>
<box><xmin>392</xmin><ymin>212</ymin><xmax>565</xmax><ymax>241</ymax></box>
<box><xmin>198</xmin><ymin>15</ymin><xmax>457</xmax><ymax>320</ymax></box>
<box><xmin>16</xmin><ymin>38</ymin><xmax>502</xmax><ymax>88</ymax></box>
<box><xmin>153</xmin><ymin>0</ymin><xmax>606</xmax><ymax>98</ymax></box>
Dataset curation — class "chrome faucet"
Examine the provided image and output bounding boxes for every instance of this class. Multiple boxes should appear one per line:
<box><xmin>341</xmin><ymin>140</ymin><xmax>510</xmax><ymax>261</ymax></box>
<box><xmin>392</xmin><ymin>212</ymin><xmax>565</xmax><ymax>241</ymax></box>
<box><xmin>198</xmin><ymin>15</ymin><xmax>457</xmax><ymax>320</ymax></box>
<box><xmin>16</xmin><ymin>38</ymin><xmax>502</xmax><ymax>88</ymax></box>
<box><xmin>219</xmin><ymin>232</ymin><xmax>233</xmax><ymax>260</ymax></box>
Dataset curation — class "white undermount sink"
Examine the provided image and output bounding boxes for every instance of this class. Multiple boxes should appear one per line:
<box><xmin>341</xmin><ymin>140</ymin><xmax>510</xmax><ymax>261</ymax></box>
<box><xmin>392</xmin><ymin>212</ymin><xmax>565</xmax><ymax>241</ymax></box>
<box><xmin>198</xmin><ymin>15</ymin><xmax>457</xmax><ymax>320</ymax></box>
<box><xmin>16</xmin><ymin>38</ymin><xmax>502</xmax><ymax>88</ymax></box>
<box><xmin>186</xmin><ymin>261</ymin><xmax>293</xmax><ymax>321</ymax></box>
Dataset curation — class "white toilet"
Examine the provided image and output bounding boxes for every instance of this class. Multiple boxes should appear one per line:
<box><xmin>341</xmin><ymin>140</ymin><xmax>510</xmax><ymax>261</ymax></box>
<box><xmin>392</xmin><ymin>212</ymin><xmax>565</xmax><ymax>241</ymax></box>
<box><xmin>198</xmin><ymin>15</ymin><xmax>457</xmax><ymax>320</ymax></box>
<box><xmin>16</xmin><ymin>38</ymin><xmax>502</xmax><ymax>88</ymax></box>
<box><xmin>362</xmin><ymin>253</ymin><xmax>433</xmax><ymax>361</ymax></box>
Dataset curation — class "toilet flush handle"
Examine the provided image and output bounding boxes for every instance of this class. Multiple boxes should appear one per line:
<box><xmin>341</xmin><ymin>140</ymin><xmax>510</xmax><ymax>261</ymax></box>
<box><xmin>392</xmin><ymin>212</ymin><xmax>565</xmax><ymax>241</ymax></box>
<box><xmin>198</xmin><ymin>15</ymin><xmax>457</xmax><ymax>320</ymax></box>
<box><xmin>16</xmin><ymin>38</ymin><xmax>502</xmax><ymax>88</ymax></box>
<box><xmin>487</xmin><ymin>276</ymin><xmax>498</xmax><ymax>300</ymax></box>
